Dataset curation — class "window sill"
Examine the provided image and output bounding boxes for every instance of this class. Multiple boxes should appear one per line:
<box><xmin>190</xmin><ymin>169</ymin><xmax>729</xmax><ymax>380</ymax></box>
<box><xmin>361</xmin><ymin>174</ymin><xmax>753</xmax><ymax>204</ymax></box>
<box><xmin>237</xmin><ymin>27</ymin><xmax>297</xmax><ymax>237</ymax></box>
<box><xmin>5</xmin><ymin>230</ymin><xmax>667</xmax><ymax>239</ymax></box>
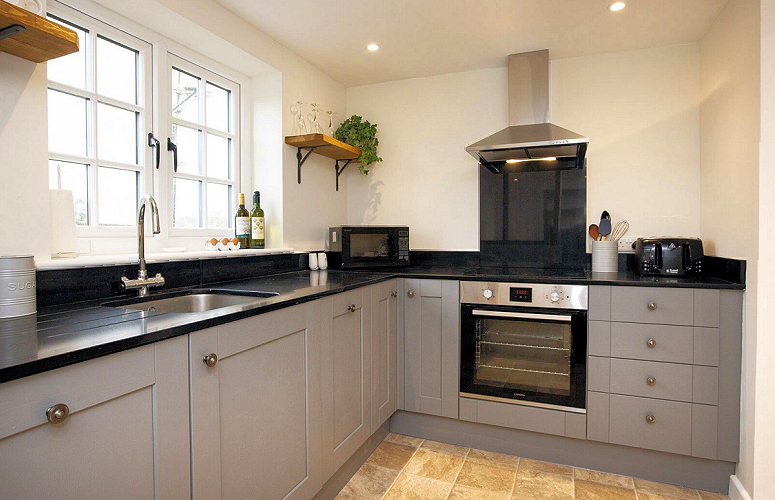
<box><xmin>36</xmin><ymin>248</ymin><xmax>296</xmax><ymax>270</ymax></box>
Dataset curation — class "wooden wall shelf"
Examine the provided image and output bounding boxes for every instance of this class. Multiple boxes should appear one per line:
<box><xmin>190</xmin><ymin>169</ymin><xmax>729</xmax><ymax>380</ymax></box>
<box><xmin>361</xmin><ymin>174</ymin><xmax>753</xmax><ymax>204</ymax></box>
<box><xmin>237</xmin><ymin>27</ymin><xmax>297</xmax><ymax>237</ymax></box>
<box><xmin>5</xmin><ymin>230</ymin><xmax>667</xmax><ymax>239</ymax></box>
<box><xmin>285</xmin><ymin>134</ymin><xmax>362</xmax><ymax>191</ymax></box>
<box><xmin>0</xmin><ymin>2</ymin><xmax>79</xmax><ymax>63</ymax></box>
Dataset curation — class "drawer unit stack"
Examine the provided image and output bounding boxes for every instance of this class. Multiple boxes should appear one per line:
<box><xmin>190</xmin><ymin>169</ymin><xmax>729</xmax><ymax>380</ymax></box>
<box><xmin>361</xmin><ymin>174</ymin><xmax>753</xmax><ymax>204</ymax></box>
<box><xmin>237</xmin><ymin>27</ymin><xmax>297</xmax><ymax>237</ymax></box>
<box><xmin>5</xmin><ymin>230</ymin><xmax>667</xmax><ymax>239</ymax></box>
<box><xmin>586</xmin><ymin>286</ymin><xmax>743</xmax><ymax>461</ymax></box>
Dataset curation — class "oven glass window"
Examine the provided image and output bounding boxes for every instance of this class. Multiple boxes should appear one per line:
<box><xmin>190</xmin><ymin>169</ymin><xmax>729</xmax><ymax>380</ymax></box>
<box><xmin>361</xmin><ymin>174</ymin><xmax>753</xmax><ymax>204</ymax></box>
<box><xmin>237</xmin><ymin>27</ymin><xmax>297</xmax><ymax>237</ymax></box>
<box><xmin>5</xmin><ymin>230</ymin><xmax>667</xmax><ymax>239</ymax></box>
<box><xmin>475</xmin><ymin>317</ymin><xmax>571</xmax><ymax>396</ymax></box>
<box><xmin>350</xmin><ymin>234</ymin><xmax>393</xmax><ymax>258</ymax></box>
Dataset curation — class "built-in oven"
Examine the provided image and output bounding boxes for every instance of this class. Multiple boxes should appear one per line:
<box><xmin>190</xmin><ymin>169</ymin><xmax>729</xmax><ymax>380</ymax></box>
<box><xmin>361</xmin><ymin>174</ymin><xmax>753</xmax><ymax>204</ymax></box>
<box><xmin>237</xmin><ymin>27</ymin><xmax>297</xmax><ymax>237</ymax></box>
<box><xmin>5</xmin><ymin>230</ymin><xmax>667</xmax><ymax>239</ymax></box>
<box><xmin>327</xmin><ymin>226</ymin><xmax>409</xmax><ymax>268</ymax></box>
<box><xmin>460</xmin><ymin>281</ymin><xmax>588</xmax><ymax>412</ymax></box>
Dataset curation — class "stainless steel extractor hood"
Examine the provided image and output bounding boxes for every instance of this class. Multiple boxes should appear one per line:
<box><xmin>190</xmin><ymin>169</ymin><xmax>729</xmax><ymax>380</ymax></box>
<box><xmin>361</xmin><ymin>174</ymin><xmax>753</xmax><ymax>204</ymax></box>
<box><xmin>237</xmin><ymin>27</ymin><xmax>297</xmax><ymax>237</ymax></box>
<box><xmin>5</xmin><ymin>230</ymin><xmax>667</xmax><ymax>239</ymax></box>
<box><xmin>466</xmin><ymin>50</ymin><xmax>589</xmax><ymax>173</ymax></box>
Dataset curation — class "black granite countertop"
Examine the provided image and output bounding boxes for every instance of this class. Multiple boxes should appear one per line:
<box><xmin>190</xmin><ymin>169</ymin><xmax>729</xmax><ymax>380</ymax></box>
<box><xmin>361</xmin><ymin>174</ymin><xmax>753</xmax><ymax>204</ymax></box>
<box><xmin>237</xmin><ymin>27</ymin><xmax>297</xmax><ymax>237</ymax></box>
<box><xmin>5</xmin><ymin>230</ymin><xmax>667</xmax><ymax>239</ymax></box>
<box><xmin>0</xmin><ymin>266</ymin><xmax>743</xmax><ymax>384</ymax></box>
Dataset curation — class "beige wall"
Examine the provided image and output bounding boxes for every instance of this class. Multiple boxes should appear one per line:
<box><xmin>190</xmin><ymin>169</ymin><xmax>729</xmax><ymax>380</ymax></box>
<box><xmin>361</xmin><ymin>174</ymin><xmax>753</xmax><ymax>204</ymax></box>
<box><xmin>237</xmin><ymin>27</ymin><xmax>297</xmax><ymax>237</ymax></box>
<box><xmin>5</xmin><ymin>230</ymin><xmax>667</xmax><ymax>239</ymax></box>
<box><xmin>346</xmin><ymin>44</ymin><xmax>702</xmax><ymax>250</ymax></box>
<box><xmin>756</xmin><ymin>0</ymin><xmax>774</xmax><ymax>497</ymax></box>
<box><xmin>699</xmin><ymin>0</ymin><xmax>760</xmax><ymax>497</ymax></box>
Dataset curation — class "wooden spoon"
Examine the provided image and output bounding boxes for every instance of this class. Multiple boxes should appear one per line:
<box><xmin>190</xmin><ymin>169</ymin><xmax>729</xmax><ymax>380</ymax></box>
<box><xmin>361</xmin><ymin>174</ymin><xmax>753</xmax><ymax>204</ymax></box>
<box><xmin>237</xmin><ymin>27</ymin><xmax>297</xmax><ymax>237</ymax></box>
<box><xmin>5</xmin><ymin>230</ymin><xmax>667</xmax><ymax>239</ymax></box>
<box><xmin>589</xmin><ymin>224</ymin><xmax>600</xmax><ymax>241</ymax></box>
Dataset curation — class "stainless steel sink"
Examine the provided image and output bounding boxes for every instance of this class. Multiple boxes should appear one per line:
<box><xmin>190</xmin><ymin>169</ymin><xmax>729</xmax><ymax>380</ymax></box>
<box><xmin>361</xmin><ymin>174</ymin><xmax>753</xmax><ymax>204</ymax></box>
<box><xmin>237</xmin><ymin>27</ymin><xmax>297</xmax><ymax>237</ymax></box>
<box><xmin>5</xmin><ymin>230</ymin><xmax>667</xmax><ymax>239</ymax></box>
<box><xmin>114</xmin><ymin>292</ymin><xmax>275</xmax><ymax>314</ymax></box>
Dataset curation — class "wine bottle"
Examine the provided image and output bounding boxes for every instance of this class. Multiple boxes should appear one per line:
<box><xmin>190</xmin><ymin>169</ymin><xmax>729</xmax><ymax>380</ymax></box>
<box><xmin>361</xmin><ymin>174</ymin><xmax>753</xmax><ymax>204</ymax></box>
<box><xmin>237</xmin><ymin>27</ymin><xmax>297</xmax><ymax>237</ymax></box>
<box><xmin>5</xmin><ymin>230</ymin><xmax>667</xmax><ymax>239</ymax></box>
<box><xmin>235</xmin><ymin>193</ymin><xmax>250</xmax><ymax>249</ymax></box>
<box><xmin>250</xmin><ymin>191</ymin><xmax>265</xmax><ymax>249</ymax></box>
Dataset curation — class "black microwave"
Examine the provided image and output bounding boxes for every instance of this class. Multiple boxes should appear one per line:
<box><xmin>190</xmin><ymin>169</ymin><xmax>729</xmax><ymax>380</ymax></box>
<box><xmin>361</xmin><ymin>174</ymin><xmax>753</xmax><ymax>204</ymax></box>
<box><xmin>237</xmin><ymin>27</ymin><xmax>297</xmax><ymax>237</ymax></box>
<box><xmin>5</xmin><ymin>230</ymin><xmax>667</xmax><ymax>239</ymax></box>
<box><xmin>327</xmin><ymin>226</ymin><xmax>409</xmax><ymax>268</ymax></box>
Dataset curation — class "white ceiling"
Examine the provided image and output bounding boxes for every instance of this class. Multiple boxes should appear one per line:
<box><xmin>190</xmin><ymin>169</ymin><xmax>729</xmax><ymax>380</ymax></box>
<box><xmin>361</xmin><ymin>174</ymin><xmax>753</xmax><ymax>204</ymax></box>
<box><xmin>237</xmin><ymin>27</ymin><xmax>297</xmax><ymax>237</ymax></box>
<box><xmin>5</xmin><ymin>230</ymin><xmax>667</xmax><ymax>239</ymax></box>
<box><xmin>214</xmin><ymin>0</ymin><xmax>728</xmax><ymax>87</ymax></box>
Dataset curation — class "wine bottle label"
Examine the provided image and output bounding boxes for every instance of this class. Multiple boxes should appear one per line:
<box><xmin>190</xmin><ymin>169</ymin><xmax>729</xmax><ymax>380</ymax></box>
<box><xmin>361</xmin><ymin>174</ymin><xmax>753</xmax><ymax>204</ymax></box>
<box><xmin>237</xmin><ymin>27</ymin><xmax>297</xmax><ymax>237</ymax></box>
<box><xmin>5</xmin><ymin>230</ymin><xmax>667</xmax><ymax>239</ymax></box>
<box><xmin>251</xmin><ymin>217</ymin><xmax>265</xmax><ymax>239</ymax></box>
<box><xmin>236</xmin><ymin>217</ymin><xmax>250</xmax><ymax>238</ymax></box>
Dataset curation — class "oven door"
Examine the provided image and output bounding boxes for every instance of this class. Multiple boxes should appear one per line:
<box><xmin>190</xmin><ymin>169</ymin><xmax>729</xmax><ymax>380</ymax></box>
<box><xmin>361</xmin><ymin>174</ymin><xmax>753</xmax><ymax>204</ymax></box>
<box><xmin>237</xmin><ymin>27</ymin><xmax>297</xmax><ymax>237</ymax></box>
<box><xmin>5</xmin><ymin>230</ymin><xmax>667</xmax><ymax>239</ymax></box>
<box><xmin>460</xmin><ymin>304</ymin><xmax>587</xmax><ymax>411</ymax></box>
<box><xmin>340</xmin><ymin>227</ymin><xmax>409</xmax><ymax>268</ymax></box>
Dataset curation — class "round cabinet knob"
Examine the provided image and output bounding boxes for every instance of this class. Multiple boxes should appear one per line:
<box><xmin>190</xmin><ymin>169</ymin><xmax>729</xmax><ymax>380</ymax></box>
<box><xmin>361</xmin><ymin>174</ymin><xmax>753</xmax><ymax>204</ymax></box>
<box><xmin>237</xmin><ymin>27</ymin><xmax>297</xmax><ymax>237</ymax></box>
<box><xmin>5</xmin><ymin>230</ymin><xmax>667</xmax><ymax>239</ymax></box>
<box><xmin>407</xmin><ymin>291</ymin><xmax>414</xmax><ymax>298</ymax></box>
<box><xmin>648</xmin><ymin>301</ymin><xmax>658</xmax><ymax>311</ymax></box>
<box><xmin>203</xmin><ymin>353</ymin><xmax>218</xmax><ymax>367</ymax></box>
<box><xmin>391</xmin><ymin>291</ymin><xmax>398</xmax><ymax>298</ymax></box>
<box><xmin>482</xmin><ymin>289</ymin><xmax>494</xmax><ymax>299</ymax></box>
<box><xmin>549</xmin><ymin>291</ymin><xmax>561</xmax><ymax>303</ymax></box>
<box><xmin>646</xmin><ymin>414</ymin><xmax>656</xmax><ymax>424</ymax></box>
<box><xmin>647</xmin><ymin>376</ymin><xmax>656</xmax><ymax>386</ymax></box>
<box><xmin>46</xmin><ymin>403</ymin><xmax>69</xmax><ymax>424</ymax></box>
<box><xmin>348</xmin><ymin>303</ymin><xmax>357</xmax><ymax>312</ymax></box>
<box><xmin>646</xmin><ymin>338</ymin><xmax>657</xmax><ymax>348</ymax></box>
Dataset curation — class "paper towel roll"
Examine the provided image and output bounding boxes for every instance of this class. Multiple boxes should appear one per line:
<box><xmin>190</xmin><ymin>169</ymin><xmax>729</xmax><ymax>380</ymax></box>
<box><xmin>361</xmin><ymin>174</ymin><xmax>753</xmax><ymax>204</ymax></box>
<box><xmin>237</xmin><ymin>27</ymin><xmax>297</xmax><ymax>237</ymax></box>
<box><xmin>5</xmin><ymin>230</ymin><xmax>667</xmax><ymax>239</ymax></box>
<box><xmin>50</xmin><ymin>190</ymin><xmax>78</xmax><ymax>258</ymax></box>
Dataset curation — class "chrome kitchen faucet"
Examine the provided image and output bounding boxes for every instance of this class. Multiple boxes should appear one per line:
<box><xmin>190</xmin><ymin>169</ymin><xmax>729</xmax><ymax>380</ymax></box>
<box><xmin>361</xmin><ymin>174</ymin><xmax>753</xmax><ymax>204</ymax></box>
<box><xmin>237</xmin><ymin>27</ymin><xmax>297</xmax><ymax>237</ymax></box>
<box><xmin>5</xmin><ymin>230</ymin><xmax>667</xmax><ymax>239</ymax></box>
<box><xmin>120</xmin><ymin>194</ymin><xmax>165</xmax><ymax>297</ymax></box>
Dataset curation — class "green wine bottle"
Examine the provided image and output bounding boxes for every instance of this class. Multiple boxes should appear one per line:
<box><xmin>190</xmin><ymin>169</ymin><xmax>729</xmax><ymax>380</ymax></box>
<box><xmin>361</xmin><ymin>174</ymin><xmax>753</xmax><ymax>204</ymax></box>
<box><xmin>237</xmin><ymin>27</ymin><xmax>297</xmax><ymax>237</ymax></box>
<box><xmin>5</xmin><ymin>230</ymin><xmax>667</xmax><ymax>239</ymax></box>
<box><xmin>250</xmin><ymin>191</ymin><xmax>265</xmax><ymax>249</ymax></box>
<box><xmin>235</xmin><ymin>193</ymin><xmax>250</xmax><ymax>249</ymax></box>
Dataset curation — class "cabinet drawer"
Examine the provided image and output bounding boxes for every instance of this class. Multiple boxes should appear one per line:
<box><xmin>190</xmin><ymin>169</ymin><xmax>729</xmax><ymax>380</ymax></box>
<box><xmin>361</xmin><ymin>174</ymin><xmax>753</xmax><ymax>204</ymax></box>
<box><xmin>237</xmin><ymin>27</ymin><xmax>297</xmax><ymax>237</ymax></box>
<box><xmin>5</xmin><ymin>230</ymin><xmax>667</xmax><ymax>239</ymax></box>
<box><xmin>333</xmin><ymin>288</ymin><xmax>364</xmax><ymax>315</ymax></box>
<box><xmin>609</xmin><ymin>394</ymin><xmax>692</xmax><ymax>455</ymax></box>
<box><xmin>0</xmin><ymin>345</ymin><xmax>155</xmax><ymax>439</ymax></box>
<box><xmin>609</xmin><ymin>359</ymin><xmax>693</xmax><ymax>402</ymax></box>
<box><xmin>611</xmin><ymin>323</ymin><xmax>694</xmax><ymax>363</ymax></box>
<box><xmin>611</xmin><ymin>287</ymin><xmax>693</xmax><ymax>325</ymax></box>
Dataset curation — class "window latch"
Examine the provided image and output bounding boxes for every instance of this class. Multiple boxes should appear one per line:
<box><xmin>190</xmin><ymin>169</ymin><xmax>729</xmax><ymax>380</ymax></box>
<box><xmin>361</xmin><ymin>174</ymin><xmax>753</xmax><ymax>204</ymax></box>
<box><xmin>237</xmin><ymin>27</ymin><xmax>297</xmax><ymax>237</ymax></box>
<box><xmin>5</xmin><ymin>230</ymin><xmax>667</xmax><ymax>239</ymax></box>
<box><xmin>167</xmin><ymin>138</ymin><xmax>178</xmax><ymax>173</ymax></box>
<box><xmin>148</xmin><ymin>133</ymin><xmax>160</xmax><ymax>169</ymax></box>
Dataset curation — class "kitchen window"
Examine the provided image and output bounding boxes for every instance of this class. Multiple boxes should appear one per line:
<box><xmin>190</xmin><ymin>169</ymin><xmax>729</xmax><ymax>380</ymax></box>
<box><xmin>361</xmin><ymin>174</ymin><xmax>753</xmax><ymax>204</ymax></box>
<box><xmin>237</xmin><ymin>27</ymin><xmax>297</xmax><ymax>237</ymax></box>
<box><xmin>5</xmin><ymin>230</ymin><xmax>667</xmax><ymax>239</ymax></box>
<box><xmin>46</xmin><ymin>0</ymin><xmax>245</xmax><ymax>241</ymax></box>
<box><xmin>46</xmin><ymin>9</ymin><xmax>153</xmax><ymax>232</ymax></box>
<box><xmin>167</xmin><ymin>55</ymin><xmax>240</xmax><ymax>233</ymax></box>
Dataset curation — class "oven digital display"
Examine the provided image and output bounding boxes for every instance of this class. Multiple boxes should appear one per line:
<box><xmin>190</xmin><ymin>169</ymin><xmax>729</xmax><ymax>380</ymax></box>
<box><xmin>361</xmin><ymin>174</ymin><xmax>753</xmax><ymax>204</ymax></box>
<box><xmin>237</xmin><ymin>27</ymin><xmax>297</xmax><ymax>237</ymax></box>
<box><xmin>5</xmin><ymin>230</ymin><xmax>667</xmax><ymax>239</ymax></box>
<box><xmin>509</xmin><ymin>287</ymin><xmax>532</xmax><ymax>303</ymax></box>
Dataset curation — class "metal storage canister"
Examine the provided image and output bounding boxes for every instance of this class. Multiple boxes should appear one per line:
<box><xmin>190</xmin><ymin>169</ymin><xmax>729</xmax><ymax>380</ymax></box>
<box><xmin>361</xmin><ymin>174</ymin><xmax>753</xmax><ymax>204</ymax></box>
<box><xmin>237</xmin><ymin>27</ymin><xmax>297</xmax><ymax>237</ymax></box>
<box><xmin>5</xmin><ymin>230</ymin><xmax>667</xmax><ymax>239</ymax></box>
<box><xmin>0</xmin><ymin>255</ymin><xmax>36</xmax><ymax>318</ymax></box>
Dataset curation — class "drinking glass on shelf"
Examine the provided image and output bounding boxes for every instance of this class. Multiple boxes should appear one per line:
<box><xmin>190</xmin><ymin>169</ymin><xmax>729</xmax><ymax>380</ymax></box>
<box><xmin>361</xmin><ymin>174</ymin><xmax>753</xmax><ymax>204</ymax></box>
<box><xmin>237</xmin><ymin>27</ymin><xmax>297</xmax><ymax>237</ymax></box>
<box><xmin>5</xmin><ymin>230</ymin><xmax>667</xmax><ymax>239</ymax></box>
<box><xmin>291</xmin><ymin>101</ymin><xmax>308</xmax><ymax>135</ymax></box>
<box><xmin>325</xmin><ymin>110</ymin><xmax>338</xmax><ymax>136</ymax></box>
<box><xmin>308</xmin><ymin>103</ymin><xmax>323</xmax><ymax>133</ymax></box>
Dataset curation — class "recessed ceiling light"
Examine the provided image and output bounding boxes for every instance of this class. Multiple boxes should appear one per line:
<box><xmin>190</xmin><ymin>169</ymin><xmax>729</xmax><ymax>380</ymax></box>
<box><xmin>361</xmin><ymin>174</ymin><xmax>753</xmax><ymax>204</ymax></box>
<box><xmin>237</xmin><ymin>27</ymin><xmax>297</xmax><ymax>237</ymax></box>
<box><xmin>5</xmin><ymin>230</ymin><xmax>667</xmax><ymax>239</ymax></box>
<box><xmin>609</xmin><ymin>1</ymin><xmax>626</xmax><ymax>12</ymax></box>
<box><xmin>367</xmin><ymin>44</ymin><xmax>380</xmax><ymax>52</ymax></box>
<box><xmin>506</xmin><ymin>157</ymin><xmax>557</xmax><ymax>164</ymax></box>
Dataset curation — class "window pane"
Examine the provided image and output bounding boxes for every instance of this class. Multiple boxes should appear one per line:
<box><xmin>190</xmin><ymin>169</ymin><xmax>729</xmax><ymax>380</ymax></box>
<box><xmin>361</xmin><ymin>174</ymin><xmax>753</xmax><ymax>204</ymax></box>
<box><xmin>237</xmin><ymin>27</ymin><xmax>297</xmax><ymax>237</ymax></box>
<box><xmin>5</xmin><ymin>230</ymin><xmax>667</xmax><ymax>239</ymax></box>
<box><xmin>206</xmin><ymin>82</ymin><xmax>229</xmax><ymax>132</ymax></box>
<box><xmin>207</xmin><ymin>183</ymin><xmax>231</xmax><ymax>229</ymax></box>
<box><xmin>97</xmin><ymin>36</ymin><xmax>138</xmax><ymax>104</ymax></box>
<box><xmin>98</xmin><ymin>167</ymin><xmax>138</xmax><ymax>226</ymax></box>
<box><xmin>207</xmin><ymin>134</ymin><xmax>230</xmax><ymax>179</ymax></box>
<box><xmin>173</xmin><ymin>178</ymin><xmax>202</xmax><ymax>228</ymax></box>
<box><xmin>98</xmin><ymin>103</ymin><xmax>138</xmax><ymax>165</ymax></box>
<box><xmin>47</xmin><ymin>19</ymin><xmax>87</xmax><ymax>90</ymax></box>
<box><xmin>172</xmin><ymin>68</ymin><xmax>199</xmax><ymax>123</ymax></box>
<box><xmin>48</xmin><ymin>160</ymin><xmax>89</xmax><ymax>226</ymax></box>
<box><xmin>172</xmin><ymin>124</ymin><xmax>201</xmax><ymax>175</ymax></box>
<box><xmin>48</xmin><ymin>90</ymin><xmax>88</xmax><ymax>157</ymax></box>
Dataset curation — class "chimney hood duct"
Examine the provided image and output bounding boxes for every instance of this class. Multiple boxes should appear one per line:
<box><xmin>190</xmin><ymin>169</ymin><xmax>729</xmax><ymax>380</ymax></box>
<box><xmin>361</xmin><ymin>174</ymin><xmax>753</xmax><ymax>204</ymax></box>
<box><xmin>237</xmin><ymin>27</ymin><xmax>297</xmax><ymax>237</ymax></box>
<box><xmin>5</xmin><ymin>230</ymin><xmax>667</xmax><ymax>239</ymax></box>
<box><xmin>465</xmin><ymin>50</ymin><xmax>588</xmax><ymax>173</ymax></box>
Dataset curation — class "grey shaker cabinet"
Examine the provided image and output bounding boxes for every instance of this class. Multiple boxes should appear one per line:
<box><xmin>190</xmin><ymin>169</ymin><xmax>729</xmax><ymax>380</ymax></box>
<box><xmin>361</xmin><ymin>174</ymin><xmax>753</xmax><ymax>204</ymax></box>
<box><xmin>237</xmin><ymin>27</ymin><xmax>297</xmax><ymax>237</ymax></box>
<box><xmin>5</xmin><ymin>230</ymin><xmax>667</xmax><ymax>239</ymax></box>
<box><xmin>0</xmin><ymin>337</ymin><xmax>191</xmax><ymax>500</ymax></box>
<box><xmin>320</xmin><ymin>288</ymin><xmax>373</xmax><ymax>477</ymax></box>
<box><xmin>403</xmin><ymin>279</ymin><xmax>460</xmax><ymax>419</ymax></box>
<box><xmin>371</xmin><ymin>279</ymin><xmax>399</xmax><ymax>433</ymax></box>
<box><xmin>189</xmin><ymin>301</ymin><xmax>324</xmax><ymax>500</ymax></box>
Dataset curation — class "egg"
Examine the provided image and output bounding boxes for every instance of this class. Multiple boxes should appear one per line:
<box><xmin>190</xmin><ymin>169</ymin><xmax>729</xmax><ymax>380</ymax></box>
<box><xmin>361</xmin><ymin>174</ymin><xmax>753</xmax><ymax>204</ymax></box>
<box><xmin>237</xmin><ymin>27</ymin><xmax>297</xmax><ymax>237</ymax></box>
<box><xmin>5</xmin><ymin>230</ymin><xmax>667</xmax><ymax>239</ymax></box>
<box><xmin>208</xmin><ymin>238</ymin><xmax>218</xmax><ymax>246</ymax></box>
<box><xmin>221</xmin><ymin>237</ymin><xmax>231</xmax><ymax>246</ymax></box>
<box><xmin>231</xmin><ymin>238</ymin><xmax>239</xmax><ymax>245</ymax></box>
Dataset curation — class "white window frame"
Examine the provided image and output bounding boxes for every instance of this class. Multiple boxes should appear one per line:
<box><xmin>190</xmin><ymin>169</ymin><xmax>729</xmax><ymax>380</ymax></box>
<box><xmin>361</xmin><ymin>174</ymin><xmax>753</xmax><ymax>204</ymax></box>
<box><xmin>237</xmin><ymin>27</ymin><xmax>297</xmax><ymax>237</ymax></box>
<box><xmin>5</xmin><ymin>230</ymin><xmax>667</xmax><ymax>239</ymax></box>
<box><xmin>47</xmin><ymin>0</ymin><xmax>252</xmax><ymax>245</ymax></box>
<box><xmin>47</xmin><ymin>2</ymin><xmax>153</xmax><ymax>237</ymax></box>
<box><xmin>163</xmin><ymin>53</ymin><xmax>241</xmax><ymax>237</ymax></box>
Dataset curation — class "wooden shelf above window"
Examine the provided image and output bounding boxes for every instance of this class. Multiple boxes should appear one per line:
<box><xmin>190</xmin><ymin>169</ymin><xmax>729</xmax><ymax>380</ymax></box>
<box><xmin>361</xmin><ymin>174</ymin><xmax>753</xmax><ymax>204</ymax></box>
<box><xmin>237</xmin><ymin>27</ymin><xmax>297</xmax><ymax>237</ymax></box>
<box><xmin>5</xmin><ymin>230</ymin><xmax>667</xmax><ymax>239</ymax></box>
<box><xmin>0</xmin><ymin>2</ymin><xmax>79</xmax><ymax>63</ymax></box>
<box><xmin>285</xmin><ymin>134</ymin><xmax>362</xmax><ymax>191</ymax></box>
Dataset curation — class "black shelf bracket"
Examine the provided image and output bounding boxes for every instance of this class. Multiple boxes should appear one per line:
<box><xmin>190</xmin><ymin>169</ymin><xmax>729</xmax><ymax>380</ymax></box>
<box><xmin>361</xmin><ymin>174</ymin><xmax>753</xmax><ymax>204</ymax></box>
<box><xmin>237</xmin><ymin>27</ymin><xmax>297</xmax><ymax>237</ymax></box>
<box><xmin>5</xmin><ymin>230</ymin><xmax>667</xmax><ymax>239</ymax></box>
<box><xmin>335</xmin><ymin>159</ymin><xmax>353</xmax><ymax>191</ymax></box>
<box><xmin>295</xmin><ymin>146</ymin><xmax>319</xmax><ymax>184</ymax></box>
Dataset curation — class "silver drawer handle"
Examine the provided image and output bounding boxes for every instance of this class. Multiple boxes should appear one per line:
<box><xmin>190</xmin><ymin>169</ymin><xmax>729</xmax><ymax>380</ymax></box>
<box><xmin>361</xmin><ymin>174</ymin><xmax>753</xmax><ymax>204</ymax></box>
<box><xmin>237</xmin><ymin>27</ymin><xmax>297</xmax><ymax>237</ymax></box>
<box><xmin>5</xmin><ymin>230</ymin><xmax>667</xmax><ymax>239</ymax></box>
<box><xmin>407</xmin><ymin>291</ymin><xmax>414</xmax><ymax>298</ymax></box>
<box><xmin>46</xmin><ymin>403</ymin><xmax>69</xmax><ymax>424</ymax></box>
<box><xmin>648</xmin><ymin>301</ymin><xmax>658</xmax><ymax>311</ymax></box>
<box><xmin>348</xmin><ymin>303</ymin><xmax>357</xmax><ymax>313</ymax></box>
<box><xmin>647</xmin><ymin>376</ymin><xmax>656</xmax><ymax>386</ymax></box>
<box><xmin>646</xmin><ymin>414</ymin><xmax>656</xmax><ymax>424</ymax></box>
<box><xmin>647</xmin><ymin>338</ymin><xmax>657</xmax><ymax>348</ymax></box>
<box><xmin>203</xmin><ymin>353</ymin><xmax>218</xmax><ymax>367</ymax></box>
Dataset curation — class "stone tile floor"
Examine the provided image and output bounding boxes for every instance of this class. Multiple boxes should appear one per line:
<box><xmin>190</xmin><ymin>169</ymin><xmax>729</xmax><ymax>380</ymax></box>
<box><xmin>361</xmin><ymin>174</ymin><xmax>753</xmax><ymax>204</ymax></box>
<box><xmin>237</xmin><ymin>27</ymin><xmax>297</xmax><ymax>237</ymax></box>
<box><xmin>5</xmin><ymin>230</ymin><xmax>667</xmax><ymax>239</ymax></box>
<box><xmin>334</xmin><ymin>433</ymin><xmax>729</xmax><ymax>500</ymax></box>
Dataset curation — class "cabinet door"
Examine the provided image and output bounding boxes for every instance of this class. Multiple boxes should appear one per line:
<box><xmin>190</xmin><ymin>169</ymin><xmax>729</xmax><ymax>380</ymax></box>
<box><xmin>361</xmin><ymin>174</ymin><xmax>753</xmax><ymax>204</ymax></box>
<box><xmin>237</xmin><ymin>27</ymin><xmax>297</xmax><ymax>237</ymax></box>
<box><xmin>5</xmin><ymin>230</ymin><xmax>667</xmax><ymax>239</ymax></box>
<box><xmin>0</xmin><ymin>337</ymin><xmax>190</xmax><ymax>500</ymax></box>
<box><xmin>371</xmin><ymin>280</ymin><xmax>398</xmax><ymax>432</ymax></box>
<box><xmin>189</xmin><ymin>302</ymin><xmax>323</xmax><ymax>500</ymax></box>
<box><xmin>404</xmin><ymin>279</ymin><xmax>460</xmax><ymax>419</ymax></box>
<box><xmin>320</xmin><ymin>288</ymin><xmax>372</xmax><ymax>478</ymax></box>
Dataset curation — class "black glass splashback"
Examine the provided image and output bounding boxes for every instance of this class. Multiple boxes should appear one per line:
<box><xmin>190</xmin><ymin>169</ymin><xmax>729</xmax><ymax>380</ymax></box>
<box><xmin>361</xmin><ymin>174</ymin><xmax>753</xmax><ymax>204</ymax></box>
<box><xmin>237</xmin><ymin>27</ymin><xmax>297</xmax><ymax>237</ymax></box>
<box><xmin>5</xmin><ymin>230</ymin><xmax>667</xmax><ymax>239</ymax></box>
<box><xmin>479</xmin><ymin>164</ymin><xmax>587</xmax><ymax>269</ymax></box>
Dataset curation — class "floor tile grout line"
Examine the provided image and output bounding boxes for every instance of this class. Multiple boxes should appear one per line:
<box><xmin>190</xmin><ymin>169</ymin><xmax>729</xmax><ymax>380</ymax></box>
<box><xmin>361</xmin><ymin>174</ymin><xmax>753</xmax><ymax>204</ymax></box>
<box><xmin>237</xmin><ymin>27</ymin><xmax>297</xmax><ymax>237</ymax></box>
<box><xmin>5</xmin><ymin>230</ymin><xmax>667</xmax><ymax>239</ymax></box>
<box><xmin>378</xmin><ymin>436</ymin><xmax>424</xmax><ymax>500</ymax></box>
<box><xmin>443</xmin><ymin>446</ymin><xmax>471</xmax><ymax>500</ymax></box>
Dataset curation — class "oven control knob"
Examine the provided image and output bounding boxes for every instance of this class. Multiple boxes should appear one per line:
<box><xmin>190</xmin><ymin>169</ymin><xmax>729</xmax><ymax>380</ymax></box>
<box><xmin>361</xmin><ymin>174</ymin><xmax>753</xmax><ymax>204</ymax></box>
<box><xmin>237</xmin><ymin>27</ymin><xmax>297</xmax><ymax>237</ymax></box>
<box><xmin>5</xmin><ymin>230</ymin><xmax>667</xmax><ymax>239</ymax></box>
<box><xmin>482</xmin><ymin>289</ymin><xmax>494</xmax><ymax>299</ymax></box>
<box><xmin>549</xmin><ymin>291</ymin><xmax>561</xmax><ymax>303</ymax></box>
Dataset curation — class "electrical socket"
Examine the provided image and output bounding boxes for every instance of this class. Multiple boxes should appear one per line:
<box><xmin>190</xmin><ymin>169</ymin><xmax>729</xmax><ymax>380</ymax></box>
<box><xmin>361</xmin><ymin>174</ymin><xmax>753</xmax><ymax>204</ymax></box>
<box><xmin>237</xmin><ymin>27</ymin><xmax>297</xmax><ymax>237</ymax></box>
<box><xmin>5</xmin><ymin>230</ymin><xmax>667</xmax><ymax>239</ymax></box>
<box><xmin>618</xmin><ymin>237</ymin><xmax>638</xmax><ymax>253</ymax></box>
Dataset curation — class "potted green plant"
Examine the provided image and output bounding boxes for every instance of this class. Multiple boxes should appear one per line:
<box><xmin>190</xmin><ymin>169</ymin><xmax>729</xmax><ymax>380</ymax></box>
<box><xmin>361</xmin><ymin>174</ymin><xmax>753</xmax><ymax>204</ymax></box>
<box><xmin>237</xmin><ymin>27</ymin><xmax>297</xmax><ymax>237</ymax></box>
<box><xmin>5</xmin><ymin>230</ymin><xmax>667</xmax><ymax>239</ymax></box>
<box><xmin>334</xmin><ymin>115</ymin><xmax>383</xmax><ymax>174</ymax></box>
